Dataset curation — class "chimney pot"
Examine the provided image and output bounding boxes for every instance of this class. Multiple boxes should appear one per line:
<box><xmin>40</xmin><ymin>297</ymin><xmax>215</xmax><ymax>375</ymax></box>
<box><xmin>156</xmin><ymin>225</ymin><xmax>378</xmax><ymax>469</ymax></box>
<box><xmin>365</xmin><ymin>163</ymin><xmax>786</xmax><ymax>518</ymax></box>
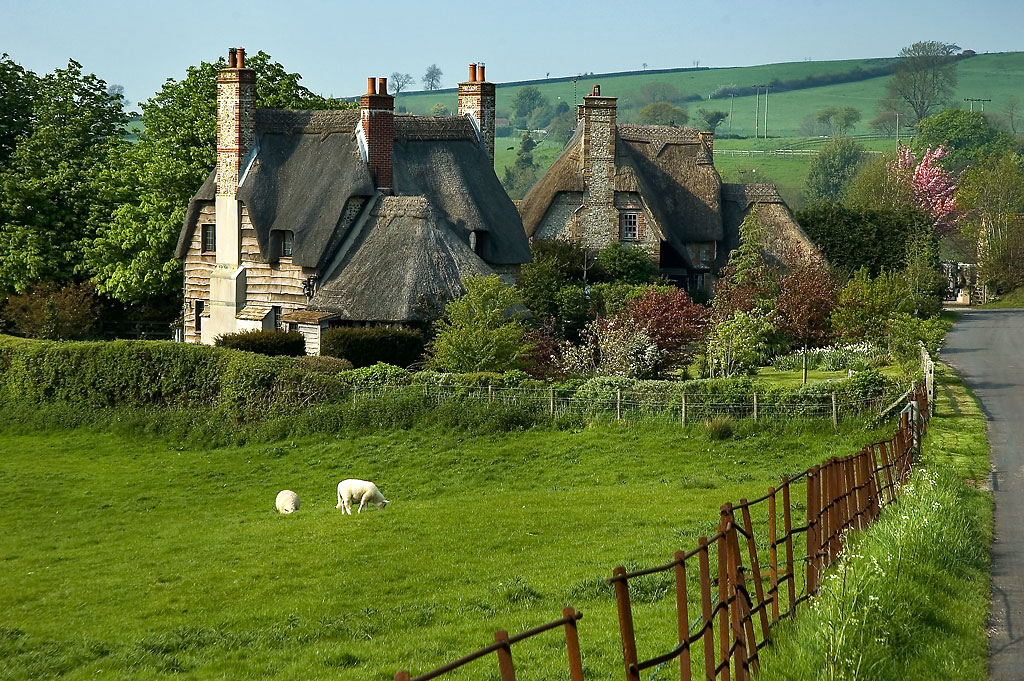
<box><xmin>228</xmin><ymin>48</ymin><xmax>237</xmax><ymax>69</ymax></box>
<box><xmin>478</xmin><ymin>63</ymin><xmax>486</xmax><ymax>82</ymax></box>
<box><xmin>592</xmin><ymin>85</ymin><xmax>600</xmax><ymax>96</ymax></box>
<box><xmin>469</xmin><ymin>63</ymin><xmax>478</xmax><ymax>82</ymax></box>
<box><xmin>236</xmin><ymin>47</ymin><xmax>245</xmax><ymax>69</ymax></box>
<box><xmin>378</xmin><ymin>77</ymin><xmax>388</xmax><ymax>95</ymax></box>
<box><xmin>367</xmin><ymin>77</ymin><xmax>376</xmax><ymax>95</ymax></box>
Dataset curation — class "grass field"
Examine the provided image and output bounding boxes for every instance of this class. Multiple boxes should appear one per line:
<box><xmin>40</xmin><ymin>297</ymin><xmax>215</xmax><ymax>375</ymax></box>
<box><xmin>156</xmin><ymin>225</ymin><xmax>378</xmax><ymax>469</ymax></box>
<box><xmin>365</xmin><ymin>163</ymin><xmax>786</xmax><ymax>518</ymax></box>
<box><xmin>0</xmin><ymin>411</ymin><xmax>892</xmax><ymax>681</ymax></box>
<box><xmin>758</xmin><ymin>364</ymin><xmax>992</xmax><ymax>680</ymax></box>
<box><xmin>400</xmin><ymin>53</ymin><xmax>1024</xmax><ymax>138</ymax></box>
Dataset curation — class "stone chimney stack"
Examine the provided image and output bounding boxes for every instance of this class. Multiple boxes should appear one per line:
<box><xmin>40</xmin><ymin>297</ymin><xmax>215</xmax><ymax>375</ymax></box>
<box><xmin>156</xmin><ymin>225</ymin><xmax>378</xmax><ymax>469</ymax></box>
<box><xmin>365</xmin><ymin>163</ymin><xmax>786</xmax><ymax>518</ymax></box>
<box><xmin>361</xmin><ymin>77</ymin><xmax>394</xmax><ymax>194</ymax></box>
<box><xmin>216</xmin><ymin>47</ymin><xmax>256</xmax><ymax>204</ymax></box>
<box><xmin>579</xmin><ymin>84</ymin><xmax>619</xmax><ymax>247</ymax></box>
<box><xmin>458</xmin><ymin>61</ymin><xmax>496</xmax><ymax>162</ymax></box>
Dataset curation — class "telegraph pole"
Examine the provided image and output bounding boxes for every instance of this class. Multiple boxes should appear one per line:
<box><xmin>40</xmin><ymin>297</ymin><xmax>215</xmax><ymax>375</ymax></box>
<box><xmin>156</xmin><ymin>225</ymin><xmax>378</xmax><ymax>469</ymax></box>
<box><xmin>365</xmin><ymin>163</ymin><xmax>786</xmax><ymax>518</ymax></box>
<box><xmin>964</xmin><ymin>97</ymin><xmax>991</xmax><ymax>112</ymax></box>
<box><xmin>729</xmin><ymin>94</ymin><xmax>734</xmax><ymax>134</ymax></box>
<box><xmin>763</xmin><ymin>85</ymin><xmax>771</xmax><ymax>138</ymax></box>
<box><xmin>753</xmin><ymin>86</ymin><xmax>761</xmax><ymax>138</ymax></box>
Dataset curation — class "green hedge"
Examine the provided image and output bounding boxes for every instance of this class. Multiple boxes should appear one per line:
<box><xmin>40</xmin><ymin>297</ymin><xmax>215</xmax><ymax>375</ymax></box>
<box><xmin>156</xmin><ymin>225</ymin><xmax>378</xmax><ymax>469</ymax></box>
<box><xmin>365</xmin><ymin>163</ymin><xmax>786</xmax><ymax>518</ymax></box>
<box><xmin>321</xmin><ymin>327</ymin><xmax>425</xmax><ymax>368</ymax></box>
<box><xmin>215</xmin><ymin>329</ymin><xmax>306</xmax><ymax>356</ymax></box>
<box><xmin>0</xmin><ymin>336</ymin><xmax>896</xmax><ymax>422</ymax></box>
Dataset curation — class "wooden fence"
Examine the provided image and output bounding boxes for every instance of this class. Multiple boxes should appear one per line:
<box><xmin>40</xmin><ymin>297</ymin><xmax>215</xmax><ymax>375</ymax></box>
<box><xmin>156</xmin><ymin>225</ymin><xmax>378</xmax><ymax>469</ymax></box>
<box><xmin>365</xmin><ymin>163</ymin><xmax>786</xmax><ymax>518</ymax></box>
<box><xmin>393</xmin><ymin>380</ymin><xmax>930</xmax><ymax>681</ymax></box>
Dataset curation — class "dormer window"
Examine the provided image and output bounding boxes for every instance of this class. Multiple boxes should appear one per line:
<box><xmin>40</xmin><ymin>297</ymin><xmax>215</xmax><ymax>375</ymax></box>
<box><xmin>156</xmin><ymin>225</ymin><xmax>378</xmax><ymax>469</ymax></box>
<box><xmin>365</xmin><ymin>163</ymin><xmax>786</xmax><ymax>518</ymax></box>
<box><xmin>619</xmin><ymin>212</ymin><xmax>639</xmax><ymax>241</ymax></box>
<box><xmin>282</xmin><ymin>231</ymin><xmax>294</xmax><ymax>258</ymax></box>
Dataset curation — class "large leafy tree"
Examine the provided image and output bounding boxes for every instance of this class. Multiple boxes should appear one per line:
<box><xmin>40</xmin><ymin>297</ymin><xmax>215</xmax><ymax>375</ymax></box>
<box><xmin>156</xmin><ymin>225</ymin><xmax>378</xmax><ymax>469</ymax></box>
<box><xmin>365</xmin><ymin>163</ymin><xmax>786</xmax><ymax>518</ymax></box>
<box><xmin>635</xmin><ymin>101</ymin><xmax>689</xmax><ymax>126</ymax></box>
<box><xmin>83</xmin><ymin>51</ymin><xmax>352</xmax><ymax>303</ymax></box>
<box><xmin>913</xmin><ymin>108</ymin><xmax>1018</xmax><ymax>172</ymax></box>
<box><xmin>885</xmin><ymin>41</ymin><xmax>959</xmax><ymax>124</ymax></box>
<box><xmin>957</xmin><ymin>153</ymin><xmax>1024</xmax><ymax>293</ymax></box>
<box><xmin>0</xmin><ymin>54</ymin><xmax>36</xmax><ymax>168</ymax></box>
<box><xmin>805</xmin><ymin>137</ymin><xmax>866</xmax><ymax>202</ymax></box>
<box><xmin>0</xmin><ymin>60</ymin><xmax>127</xmax><ymax>293</ymax></box>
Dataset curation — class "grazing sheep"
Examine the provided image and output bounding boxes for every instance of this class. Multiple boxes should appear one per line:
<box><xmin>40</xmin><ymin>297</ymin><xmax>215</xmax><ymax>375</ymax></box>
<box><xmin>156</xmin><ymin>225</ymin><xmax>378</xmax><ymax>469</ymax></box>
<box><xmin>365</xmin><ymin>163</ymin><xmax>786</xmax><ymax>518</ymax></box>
<box><xmin>275</xmin><ymin>490</ymin><xmax>300</xmax><ymax>514</ymax></box>
<box><xmin>336</xmin><ymin>479</ymin><xmax>389</xmax><ymax>514</ymax></box>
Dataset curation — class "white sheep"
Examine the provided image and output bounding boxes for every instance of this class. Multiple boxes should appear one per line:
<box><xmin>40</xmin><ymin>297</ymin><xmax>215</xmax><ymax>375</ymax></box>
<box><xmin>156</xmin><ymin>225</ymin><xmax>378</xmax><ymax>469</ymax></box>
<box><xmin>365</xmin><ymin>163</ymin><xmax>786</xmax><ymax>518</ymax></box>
<box><xmin>336</xmin><ymin>479</ymin><xmax>389</xmax><ymax>514</ymax></box>
<box><xmin>275</xmin><ymin>489</ymin><xmax>300</xmax><ymax>514</ymax></box>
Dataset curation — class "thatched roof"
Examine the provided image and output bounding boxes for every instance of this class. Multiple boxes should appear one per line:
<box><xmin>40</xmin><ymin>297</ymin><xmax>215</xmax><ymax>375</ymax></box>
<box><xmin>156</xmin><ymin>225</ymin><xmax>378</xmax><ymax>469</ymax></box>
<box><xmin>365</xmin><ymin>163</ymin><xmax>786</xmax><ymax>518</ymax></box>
<box><xmin>720</xmin><ymin>183</ymin><xmax>822</xmax><ymax>268</ymax></box>
<box><xmin>392</xmin><ymin>120</ymin><xmax>530</xmax><ymax>265</ymax></box>
<box><xmin>310</xmin><ymin>196</ymin><xmax>493</xmax><ymax>323</ymax></box>
<box><xmin>518</xmin><ymin>124</ymin><xmax>722</xmax><ymax>244</ymax></box>
<box><xmin>176</xmin><ymin>169</ymin><xmax>216</xmax><ymax>255</ymax></box>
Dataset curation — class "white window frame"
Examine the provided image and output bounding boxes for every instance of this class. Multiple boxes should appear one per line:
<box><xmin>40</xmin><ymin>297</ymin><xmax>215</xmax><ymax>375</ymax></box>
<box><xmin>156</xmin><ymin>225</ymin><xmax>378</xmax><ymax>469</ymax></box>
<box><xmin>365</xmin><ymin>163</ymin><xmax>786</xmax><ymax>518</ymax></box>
<box><xmin>620</xmin><ymin>212</ymin><xmax>639</xmax><ymax>241</ymax></box>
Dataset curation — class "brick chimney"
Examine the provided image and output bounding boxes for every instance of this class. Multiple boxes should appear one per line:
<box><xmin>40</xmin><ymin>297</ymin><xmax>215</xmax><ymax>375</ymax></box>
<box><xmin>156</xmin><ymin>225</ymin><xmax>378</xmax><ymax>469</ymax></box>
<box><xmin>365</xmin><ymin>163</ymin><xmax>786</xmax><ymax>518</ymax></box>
<box><xmin>216</xmin><ymin>47</ymin><xmax>256</xmax><ymax>205</ymax></box>
<box><xmin>458</xmin><ymin>62</ymin><xmax>496</xmax><ymax>161</ymax></box>
<box><xmin>579</xmin><ymin>84</ymin><xmax>619</xmax><ymax>248</ymax></box>
<box><xmin>361</xmin><ymin>77</ymin><xmax>394</xmax><ymax>194</ymax></box>
<box><xmin>208</xmin><ymin>47</ymin><xmax>256</xmax><ymax>344</ymax></box>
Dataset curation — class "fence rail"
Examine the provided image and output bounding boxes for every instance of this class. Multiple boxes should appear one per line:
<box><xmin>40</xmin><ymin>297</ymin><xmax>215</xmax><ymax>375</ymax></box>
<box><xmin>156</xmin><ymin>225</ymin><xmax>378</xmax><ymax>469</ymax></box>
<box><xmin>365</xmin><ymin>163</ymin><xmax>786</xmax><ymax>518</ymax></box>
<box><xmin>394</xmin><ymin>352</ymin><xmax>935</xmax><ymax>681</ymax></box>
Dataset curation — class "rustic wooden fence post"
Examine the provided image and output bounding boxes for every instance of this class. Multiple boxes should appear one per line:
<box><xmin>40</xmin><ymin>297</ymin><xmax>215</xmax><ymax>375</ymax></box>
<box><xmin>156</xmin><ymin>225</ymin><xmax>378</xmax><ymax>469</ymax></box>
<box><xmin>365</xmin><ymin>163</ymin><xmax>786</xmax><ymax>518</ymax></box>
<box><xmin>395</xmin><ymin>671</ymin><xmax>411</xmax><ymax>681</ymax></box>
<box><xmin>878</xmin><ymin>440</ymin><xmax>895</xmax><ymax>504</ymax></box>
<box><xmin>612</xmin><ymin>566</ymin><xmax>640</xmax><ymax>681</ymax></box>
<box><xmin>768</xmin><ymin>487</ymin><xmax>779</xmax><ymax>623</ymax></box>
<box><xmin>753</xmin><ymin>392</ymin><xmax>758</xmax><ymax>422</ymax></box>
<box><xmin>717</xmin><ymin>517</ymin><xmax>731</xmax><ymax>681</ymax></box>
<box><xmin>550</xmin><ymin>387</ymin><xmax>555</xmax><ymax>417</ymax></box>
<box><xmin>674</xmin><ymin>551</ymin><xmax>692</xmax><ymax>681</ymax></box>
<box><xmin>562</xmin><ymin>606</ymin><xmax>585</xmax><ymax>681</ymax></box>
<box><xmin>494</xmin><ymin>630</ymin><xmax>516</xmax><ymax>681</ymax></box>
<box><xmin>782</xmin><ymin>478</ymin><xmax>796</xmax><ymax>613</ymax></box>
<box><xmin>806</xmin><ymin>466</ymin><xmax>820</xmax><ymax>594</ymax></box>
<box><xmin>739</xmin><ymin>501</ymin><xmax>770</xmax><ymax>639</ymax></box>
<box><xmin>831</xmin><ymin>392</ymin><xmax>838</xmax><ymax>429</ymax></box>
<box><xmin>682</xmin><ymin>394</ymin><xmax>687</xmax><ymax>428</ymax></box>
<box><xmin>698</xmin><ymin>538</ymin><xmax>716</xmax><ymax>681</ymax></box>
<box><xmin>616</xmin><ymin>389</ymin><xmax>622</xmax><ymax>422</ymax></box>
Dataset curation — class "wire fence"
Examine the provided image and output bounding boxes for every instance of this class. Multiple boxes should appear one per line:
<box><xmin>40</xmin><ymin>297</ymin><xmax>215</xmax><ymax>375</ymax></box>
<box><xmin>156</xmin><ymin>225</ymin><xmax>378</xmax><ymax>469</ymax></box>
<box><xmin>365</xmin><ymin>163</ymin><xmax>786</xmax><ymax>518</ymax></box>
<box><xmin>392</xmin><ymin>351</ymin><xmax>935</xmax><ymax>681</ymax></box>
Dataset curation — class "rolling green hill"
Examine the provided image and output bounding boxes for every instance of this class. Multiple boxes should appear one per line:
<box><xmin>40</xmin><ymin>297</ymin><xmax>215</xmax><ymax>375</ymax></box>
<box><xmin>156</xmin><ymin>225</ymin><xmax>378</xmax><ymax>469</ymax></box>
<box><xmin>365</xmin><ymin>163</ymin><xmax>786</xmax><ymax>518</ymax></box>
<box><xmin>397</xmin><ymin>52</ymin><xmax>1023</xmax><ymax>203</ymax></box>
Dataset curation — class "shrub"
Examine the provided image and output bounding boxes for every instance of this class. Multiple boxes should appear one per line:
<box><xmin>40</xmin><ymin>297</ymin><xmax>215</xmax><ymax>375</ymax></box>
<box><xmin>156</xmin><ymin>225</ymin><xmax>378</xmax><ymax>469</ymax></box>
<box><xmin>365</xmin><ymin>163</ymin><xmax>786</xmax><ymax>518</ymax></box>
<box><xmin>214</xmin><ymin>329</ymin><xmax>305</xmax><ymax>356</ymax></box>
<box><xmin>1</xmin><ymin>281</ymin><xmax>100</xmax><ymax>340</ymax></box>
<box><xmin>707</xmin><ymin>310</ymin><xmax>777</xmax><ymax>377</ymax></box>
<box><xmin>320</xmin><ymin>326</ymin><xmax>425</xmax><ymax>368</ymax></box>
<box><xmin>705</xmin><ymin>415</ymin><xmax>734</xmax><ymax>440</ymax></box>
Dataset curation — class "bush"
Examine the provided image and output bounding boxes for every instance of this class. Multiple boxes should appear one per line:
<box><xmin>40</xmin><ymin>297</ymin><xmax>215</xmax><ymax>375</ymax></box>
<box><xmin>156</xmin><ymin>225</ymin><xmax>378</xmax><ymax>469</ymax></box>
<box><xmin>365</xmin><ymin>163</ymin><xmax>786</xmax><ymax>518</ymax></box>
<box><xmin>705</xmin><ymin>415</ymin><xmax>734</xmax><ymax>440</ymax></box>
<box><xmin>320</xmin><ymin>326</ymin><xmax>426</xmax><ymax>368</ymax></box>
<box><xmin>1</xmin><ymin>281</ymin><xmax>100</xmax><ymax>340</ymax></box>
<box><xmin>215</xmin><ymin>329</ymin><xmax>305</xmax><ymax>356</ymax></box>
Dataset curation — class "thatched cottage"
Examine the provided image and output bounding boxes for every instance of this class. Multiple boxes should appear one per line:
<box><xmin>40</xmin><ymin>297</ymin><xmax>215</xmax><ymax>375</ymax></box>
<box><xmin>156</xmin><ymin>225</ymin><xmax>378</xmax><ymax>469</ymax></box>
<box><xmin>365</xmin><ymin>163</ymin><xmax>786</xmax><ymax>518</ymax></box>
<box><xmin>176</xmin><ymin>50</ymin><xmax>529</xmax><ymax>354</ymax></box>
<box><xmin>517</xmin><ymin>85</ymin><xmax>818</xmax><ymax>295</ymax></box>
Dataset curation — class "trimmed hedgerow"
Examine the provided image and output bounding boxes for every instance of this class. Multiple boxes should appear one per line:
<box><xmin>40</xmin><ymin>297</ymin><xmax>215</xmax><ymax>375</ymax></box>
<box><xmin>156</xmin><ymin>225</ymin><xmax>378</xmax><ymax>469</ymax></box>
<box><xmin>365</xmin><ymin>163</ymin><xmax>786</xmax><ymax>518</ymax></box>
<box><xmin>321</xmin><ymin>327</ymin><xmax>426</xmax><ymax>368</ymax></box>
<box><xmin>214</xmin><ymin>329</ymin><xmax>306</xmax><ymax>356</ymax></box>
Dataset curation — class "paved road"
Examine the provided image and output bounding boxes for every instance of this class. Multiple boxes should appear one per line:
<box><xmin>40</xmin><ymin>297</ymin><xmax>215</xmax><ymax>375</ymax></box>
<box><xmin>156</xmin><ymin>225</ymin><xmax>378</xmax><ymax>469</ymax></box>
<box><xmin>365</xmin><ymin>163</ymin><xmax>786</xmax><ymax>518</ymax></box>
<box><xmin>944</xmin><ymin>309</ymin><xmax>1024</xmax><ymax>680</ymax></box>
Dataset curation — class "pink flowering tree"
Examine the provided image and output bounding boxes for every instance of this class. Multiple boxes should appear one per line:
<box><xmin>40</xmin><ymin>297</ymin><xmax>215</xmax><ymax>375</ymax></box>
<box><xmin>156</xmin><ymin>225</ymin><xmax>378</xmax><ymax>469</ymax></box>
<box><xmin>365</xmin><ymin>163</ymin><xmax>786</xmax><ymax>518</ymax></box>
<box><xmin>888</xmin><ymin>145</ymin><xmax>958</xmax><ymax>234</ymax></box>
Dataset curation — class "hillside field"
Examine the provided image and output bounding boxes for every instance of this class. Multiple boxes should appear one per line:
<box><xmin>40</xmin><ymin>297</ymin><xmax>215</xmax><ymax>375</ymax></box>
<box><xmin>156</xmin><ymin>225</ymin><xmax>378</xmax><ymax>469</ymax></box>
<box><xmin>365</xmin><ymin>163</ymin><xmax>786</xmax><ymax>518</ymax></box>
<box><xmin>0</xmin><ymin>415</ymin><xmax>890</xmax><ymax>681</ymax></box>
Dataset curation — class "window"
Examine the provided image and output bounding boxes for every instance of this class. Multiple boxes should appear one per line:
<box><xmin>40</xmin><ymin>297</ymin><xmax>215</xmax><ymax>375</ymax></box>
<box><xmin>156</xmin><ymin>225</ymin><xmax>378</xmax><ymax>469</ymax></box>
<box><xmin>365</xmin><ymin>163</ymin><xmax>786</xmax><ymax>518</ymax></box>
<box><xmin>201</xmin><ymin>224</ymin><xmax>216</xmax><ymax>253</ymax></box>
<box><xmin>282</xmin><ymin>231</ymin><xmax>294</xmax><ymax>258</ymax></box>
<box><xmin>619</xmin><ymin>212</ymin><xmax>639</xmax><ymax>241</ymax></box>
<box><xmin>271</xmin><ymin>305</ymin><xmax>282</xmax><ymax>330</ymax></box>
<box><xmin>195</xmin><ymin>300</ymin><xmax>204</xmax><ymax>334</ymax></box>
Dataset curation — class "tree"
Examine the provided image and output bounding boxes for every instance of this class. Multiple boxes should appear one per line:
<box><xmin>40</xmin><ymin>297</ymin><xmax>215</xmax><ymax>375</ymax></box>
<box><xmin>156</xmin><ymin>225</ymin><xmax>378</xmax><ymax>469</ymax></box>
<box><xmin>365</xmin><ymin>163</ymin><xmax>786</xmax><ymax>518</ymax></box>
<box><xmin>545</xmin><ymin>112</ymin><xmax>576</xmax><ymax>147</ymax></box>
<box><xmin>81</xmin><ymin>51</ymin><xmax>351</xmax><ymax>304</ymax></box>
<box><xmin>502</xmin><ymin>133</ymin><xmax>540</xmax><ymax>200</ymax></box>
<box><xmin>805</xmin><ymin>137</ymin><xmax>866</xmax><ymax>202</ymax></box>
<box><xmin>636</xmin><ymin>81</ymin><xmax>685</xmax><ymax>107</ymax></box>
<box><xmin>889</xmin><ymin>145</ymin><xmax>958</xmax><ymax>234</ymax></box>
<box><xmin>430</xmin><ymin>102</ymin><xmax>451</xmax><ymax>116</ymax></box>
<box><xmin>595</xmin><ymin>243</ymin><xmax>656</xmax><ymax>284</ymax></box>
<box><xmin>510</xmin><ymin>86</ymin><xmax>548</xmax><ymax>129</ymax></box>
<box><xmin>957</xmin><ymin>153</ymin><xmax>1024</xmax><ymax>293</ymax></box>
<box><xmin>913</xmin><ymin>108</ymin><xmax>1017</xmax><ymax>172</ymax></box>
<box><xmin>775</xmin><ymin>258</ymin><xmax>839</xmax><ymax>347</ymax></box>
<box><xmin>390</xmin><ymin>72</ymin><xmax>414</xmax><ymax>95</ymax></box>
<box><xmin>869</xmin><ymin>110</ymin><xmax>899</xmax><ymax>137</ymax></box>
<box><xmin>886</xmin><ymin>41</ymin><xmax>959</xmax><ymax>124</ymax></box>
<box><xmin>635</xmin><ymin>101</ymin><xmax>688</xmax><ymax>126</ymax></box>
<box><xmin>707</xmin><ymin>309</ymin><xmax>777</xmax><ymax>377</ymax></box>
<box><xmin>697</xmin><ymin>108</ymin><xmax>728</xmax><ymax>132</ymax></box>
<box><xmin>422</xmin><ymin>64</ymin><xmax>442</xmax><ymax>91</ymax></box>
<box><xmin>831</xmin><ymin>269</ymin><xmax>914</xmax><ymax>343</ymax></box>
<box><xmin>0</xmin><ymin>54</ymin><xmax>36</xmax><ymax>168</ymax></box>
<box><xmin>814</xmin><ymin>107</ymin><xmax>839</xmax><ymax>135</ymax></box>
<box><xmin>1002</xmin><ymin>96</ymin><xmax>1020</xmax><ymax>135</ymax></box>
<box><xmin>0</xmin><ymin>59</ymin><xmax>127</xmax><ymax>293</ymax></box>
<box><xmin>427</xmin><ymin>274</ymin><xmax>533</xmax><ymax>372</ymax></box>
<box><xmin>832</xmin><ymin>107</ymin><xmax>862</xmax><ymax>136</ymax></box>
<box><xmin>619</xmin><ymin>288</ymin><xmax>710</xmax><ymax>370</ymax></box>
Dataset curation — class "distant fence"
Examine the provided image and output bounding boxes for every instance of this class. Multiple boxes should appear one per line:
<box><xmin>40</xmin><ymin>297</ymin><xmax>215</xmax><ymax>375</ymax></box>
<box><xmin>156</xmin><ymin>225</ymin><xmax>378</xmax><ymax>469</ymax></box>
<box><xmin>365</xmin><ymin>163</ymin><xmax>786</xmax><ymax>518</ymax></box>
<box><xmin>350</xmin><ymin>384</ymin><xmax>887</xmax><ymax>426</ymax></box>
<box><xmin>393</xmin><ymin>373</ymin><xmax>933</xmax><ymax>681</ymax></box>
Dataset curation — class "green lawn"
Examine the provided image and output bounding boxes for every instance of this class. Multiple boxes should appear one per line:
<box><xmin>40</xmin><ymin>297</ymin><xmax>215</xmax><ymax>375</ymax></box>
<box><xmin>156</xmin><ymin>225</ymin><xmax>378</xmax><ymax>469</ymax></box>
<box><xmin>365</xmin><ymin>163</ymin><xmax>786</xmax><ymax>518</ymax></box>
<box><xmin>0</xmin><ymin>415</ymin><xmax>890</xmax><ymax>680</ymax></box>
<box><xmin>981</xmin><ymin>287</ymin><xmax>1024</xmax><ymax>308</ymax></box>
<box><xmin>757</xmin><ymin>364</ymin><xmax>992</xmax><ymax>680</ymax></box>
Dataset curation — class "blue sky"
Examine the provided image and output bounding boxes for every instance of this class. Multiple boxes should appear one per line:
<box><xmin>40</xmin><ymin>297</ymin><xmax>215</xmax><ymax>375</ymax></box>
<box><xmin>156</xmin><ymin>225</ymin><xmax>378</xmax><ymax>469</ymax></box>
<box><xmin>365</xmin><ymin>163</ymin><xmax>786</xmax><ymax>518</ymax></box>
<box><xmin>2</xmin><ymin>0</ymin><xmax>1020</xmax><ymax>106</ymax></box>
